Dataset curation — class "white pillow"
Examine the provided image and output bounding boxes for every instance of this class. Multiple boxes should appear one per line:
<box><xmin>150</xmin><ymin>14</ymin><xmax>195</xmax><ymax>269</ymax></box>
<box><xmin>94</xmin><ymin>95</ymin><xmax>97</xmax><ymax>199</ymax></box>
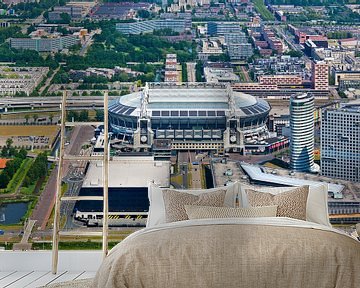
<box><xmin>238</xmin><ymin>183</ymin><xmax>331</xmax><ymax>227</ymax></box>
<box><xmin>147</xmin><ymin>182</ymin><xmax>240</xmax><ymax>228</ymax></box>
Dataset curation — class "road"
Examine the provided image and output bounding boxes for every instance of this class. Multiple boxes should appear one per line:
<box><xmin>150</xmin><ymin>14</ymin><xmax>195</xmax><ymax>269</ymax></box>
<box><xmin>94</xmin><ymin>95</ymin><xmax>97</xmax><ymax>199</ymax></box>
<box><xmin>61</xmin><ymin>146</ymin><xmax>93</xmax><ymax>229</ymax></box>
<box><xmin>187</xmin><ymin>151</ymin><xmax>202</xmax><ymax>189</ymax></box>
<box><xmin>79</xmin><ymin>29</ymin><xmax>99</xmax><ymax>57</ymax></box>
<box><xmin>240</xmin><ymin>66</ymin><xmax>251</xmax><ymax>82</ymax></box>
<box><xmin>30</xmin><ymin>126</ymin><xmax>94</xmax><ymax>230</ymax></box>
<box><xmin>20</xmin><ymin>220</ymin><xmax>37</xmax><ymax>244</ymax></box>
<box><xmin>274</xmin><ymin>26</ymin><xmax>302</xmax><ymax>52</ymax></box>
<box><xmin>38</xmin><ymin>65</ymin><xmax>61</xmax><ymax>95</ymax></box>
<box><xmin>187</xmin><ymin>62</ymin><xmax>196</xmax><ymax>82</ymax></box>
<box><xmin>21</xmin><ymin>12</ymin><xmax>45</xmax><ymax>34</ymax></box>
<box><xmin>178</xmin><ymin>151</ymin><xmax>189</xmax><ymax>189</ymax></box>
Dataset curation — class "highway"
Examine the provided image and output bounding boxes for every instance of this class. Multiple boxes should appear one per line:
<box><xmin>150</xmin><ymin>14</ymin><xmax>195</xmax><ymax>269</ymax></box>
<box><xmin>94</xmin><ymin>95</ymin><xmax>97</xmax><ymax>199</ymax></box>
<box><xmin>0</xmin><ymin>96</ymin><xmax>116</xmax><ymax>111</ymax></box>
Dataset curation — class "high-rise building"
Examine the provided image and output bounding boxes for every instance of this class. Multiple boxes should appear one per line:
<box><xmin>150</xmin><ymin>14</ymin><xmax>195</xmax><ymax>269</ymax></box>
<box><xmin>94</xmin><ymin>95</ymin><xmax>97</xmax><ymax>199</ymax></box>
<box><xmin>321</xmin><ymin>103</ymin><xmax>360</xmax><ymax>182</ymax></box>
<box><xmin>290</xmin><ymin>93</ymin><xmax>316</xmax><ymax>172</ymax></box>
<box><xmin>312</xmin><ymin>61</ymin><xmax>329</xmax><ymax>90</ymax></box>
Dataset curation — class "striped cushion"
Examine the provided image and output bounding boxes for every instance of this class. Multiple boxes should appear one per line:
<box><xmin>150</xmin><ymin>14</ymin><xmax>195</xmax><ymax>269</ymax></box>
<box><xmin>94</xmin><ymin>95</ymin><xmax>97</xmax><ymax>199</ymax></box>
<box><xmin>184</xmin><ymin>205</ymin><xmax>278</xmax><ymax>220</ymax></box>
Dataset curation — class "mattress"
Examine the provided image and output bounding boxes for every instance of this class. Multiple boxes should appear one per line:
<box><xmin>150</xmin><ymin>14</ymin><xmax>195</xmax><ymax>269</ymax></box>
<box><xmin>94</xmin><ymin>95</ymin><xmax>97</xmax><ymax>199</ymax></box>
<box><xmin>92</xmin><ymin>217</ymin><xmax>360</xmax><ymax>288</ymax></box>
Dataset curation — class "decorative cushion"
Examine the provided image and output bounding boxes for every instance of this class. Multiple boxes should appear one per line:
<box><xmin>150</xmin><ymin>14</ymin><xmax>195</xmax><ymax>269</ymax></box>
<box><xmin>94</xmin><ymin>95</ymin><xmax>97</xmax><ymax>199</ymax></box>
<box><xmin>238</xmin><ymin>183</ymin><xmax>331</xmax><ymax>227</ymax></box>
<box><xmin>245</xmin><ymin>186</ymin><xmax>309</xmax><ymax>220</ymax></box>
<box><xmin>146</xmin><ymin>182</ymin><xmax>240</xmax><ymax>227</ymax></box>
<box><xmin>184</xmin><ymin>205</ymin><xmax>278</xmax><ymax>220</ymax></box>
<box><xmin>162</xmin><ymin>189</ymin><xmax>226</xmax><ymax>223</ymax></box>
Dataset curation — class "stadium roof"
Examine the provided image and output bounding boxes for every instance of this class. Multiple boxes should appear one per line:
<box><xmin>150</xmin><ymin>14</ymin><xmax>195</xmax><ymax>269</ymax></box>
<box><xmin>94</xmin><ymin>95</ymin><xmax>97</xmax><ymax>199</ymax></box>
<box><xmin>109</xmin><ymin>83</ymin><xmax>270</xmax><ymax>118</ymax></box>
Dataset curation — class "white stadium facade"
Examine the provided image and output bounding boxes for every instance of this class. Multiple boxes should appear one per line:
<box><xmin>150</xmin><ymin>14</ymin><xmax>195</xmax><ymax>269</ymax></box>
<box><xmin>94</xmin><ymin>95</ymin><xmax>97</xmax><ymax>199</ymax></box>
<box><xmin>109</xmin><ymin>83</ymin><xmax>287</xmax><ymax>154</ymax></box>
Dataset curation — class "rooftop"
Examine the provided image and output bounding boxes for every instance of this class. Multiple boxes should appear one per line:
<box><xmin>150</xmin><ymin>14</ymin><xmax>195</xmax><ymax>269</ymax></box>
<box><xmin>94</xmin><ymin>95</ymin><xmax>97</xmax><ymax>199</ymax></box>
<box><xmin>82</xmin><ymin>156</ymin><xmax>170</xmax><ymax>188</ymax></box>
<box><xmin>110</xmin><ymin>83</ymin><xmax>270</xmax><ymax>118</ymax></box>
<box><xmin>0</xmin><ymin>158</ymin><xmax>10</xmax><ymax>169</ymax></box>
<box><xmin>240</xmin><ymin>163</ymin><xmax>344</xmax><ymax>194</ymax></box>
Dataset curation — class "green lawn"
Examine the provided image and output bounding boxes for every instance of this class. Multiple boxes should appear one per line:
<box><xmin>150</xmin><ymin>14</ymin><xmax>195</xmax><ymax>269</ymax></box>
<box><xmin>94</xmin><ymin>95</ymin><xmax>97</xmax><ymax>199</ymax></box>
<box><xmin>20</xmin><ymin>183</ymin><xmax>36</xmax><ymax>195</ymax></box>
<box><xmin>0</xmin><ymin>158</ymin><xmax>33</xmax><ymax>194</ymax></box>
<box><xmin>253</xmin><ymin>0</ymin><xmax>275</xmax><ymax>21</ymax></box>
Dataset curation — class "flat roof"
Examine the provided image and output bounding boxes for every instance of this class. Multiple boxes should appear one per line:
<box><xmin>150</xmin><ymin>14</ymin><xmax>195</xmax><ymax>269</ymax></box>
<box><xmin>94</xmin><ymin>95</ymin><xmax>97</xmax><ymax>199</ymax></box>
<box><xmin>240</xmin><ymin>163</ymin><xmax>344</xmax><ymax>194</ymax></box>
<box><xmin>82</xmin><ymin>156</ymin><xmax>170</xmax><ymax>188</ymax></box>
<box><xmin>75</xmin><ymin>187</ymin><xmax>149</xmax><ymax>212</ymax></box>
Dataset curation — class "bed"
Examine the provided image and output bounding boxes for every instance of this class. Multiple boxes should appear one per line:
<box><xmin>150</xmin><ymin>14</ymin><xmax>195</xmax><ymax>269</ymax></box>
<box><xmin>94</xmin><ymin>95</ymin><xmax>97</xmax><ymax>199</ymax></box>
<box><xmin>92</xmin><ymin>183</ymin><xmax>360</xmax><ymax>288</ymax></box>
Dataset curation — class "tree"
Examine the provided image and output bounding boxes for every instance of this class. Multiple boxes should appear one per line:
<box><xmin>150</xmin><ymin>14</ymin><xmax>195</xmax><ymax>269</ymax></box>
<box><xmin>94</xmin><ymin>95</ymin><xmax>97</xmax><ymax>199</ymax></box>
<box><xmin>95</xmin><ymin>110</ymin><xmax>104</xmax><ymax>121</ymax></box>
<box><xmin>284</xmin><ymin>50</ymin><xmax>303</xmax><ymax>58</ymax></box>
<box><xmin>32</xmin><ymin>114</ymin><xmax>38</xmax><ymax>123</ymax></box>
<box><xmin>137</xmin><ymin>9</ymin><xmax>150</xmax><ymax>19</ymax></box>
<box><xmin>59</xmin><ymin>13</ymin><xmax>71</xmax><ymax>24</ymax></box>
<box><xmin>17</xmin><ymin>148</ymin><xmax>27</xmax><ymax>159</ymax></box>
<box><xmin>49</xmin><ymin>114</ymin><xmax>54</xmax><ymax>124</ymax></box>
<box><xmin>6</xmin><ymin>138</ymin><xmax>13</xmax><ymax>149</ymax></box>
<box><xmin>118</xmin><ymin>72</ymin><xmax>129</xmax><ymax>82</ymax></box>
<box><xmin>1</xmin><ymin>146</ymin><xmax>7</xmax><ymax>158</ymax></box>
<box><xmin>79</xmin><ymin>110</ymin><xmax>89</xmax><ymax>122</ymax></box>
<box><xmin>25</xmin><ymin>114</ymin><xmax>30</xmax><ymax>124</ymax></box>
<box><xmin>0</xmin><ymin>171</ymin><xmax>10</xmax><ymax>189</ymax></box>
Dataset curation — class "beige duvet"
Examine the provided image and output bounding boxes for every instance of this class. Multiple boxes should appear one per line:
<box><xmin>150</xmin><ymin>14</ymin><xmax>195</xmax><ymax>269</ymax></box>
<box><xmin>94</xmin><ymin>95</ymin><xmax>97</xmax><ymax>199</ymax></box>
<box><xmin>92</xmin><ymin>218</ymin><xmax>360</xmax><ymax>288</ymax></box>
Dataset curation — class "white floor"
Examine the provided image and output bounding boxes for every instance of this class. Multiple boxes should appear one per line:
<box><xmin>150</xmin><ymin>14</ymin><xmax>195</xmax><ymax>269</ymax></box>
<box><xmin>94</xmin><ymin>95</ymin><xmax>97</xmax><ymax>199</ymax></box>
<box><xmin>0</xmin><ymin>251</ymin><xmax>102</xmax><ymax>288</ymax></box>
<box><xmin>0</xmin><ymin>270</ymin><xmax>95</xmax><ymax>288</ymax></box>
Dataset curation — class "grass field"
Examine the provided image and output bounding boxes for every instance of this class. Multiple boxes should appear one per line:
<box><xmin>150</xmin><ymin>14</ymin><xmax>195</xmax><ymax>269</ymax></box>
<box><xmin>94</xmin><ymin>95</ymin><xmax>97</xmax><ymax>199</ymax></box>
<box><xmin>253</xmin><ymin>0</ymin><xmax>275</xmax><ymax>21</ymax></box>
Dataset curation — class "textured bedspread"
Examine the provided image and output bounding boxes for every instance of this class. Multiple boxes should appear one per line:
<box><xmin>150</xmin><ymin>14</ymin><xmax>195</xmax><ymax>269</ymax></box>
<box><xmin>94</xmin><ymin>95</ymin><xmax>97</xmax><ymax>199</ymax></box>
<box><xmin>92</xmin><ymin>218</ymin><xmax>360</xmax><ymax>288</ymax></box>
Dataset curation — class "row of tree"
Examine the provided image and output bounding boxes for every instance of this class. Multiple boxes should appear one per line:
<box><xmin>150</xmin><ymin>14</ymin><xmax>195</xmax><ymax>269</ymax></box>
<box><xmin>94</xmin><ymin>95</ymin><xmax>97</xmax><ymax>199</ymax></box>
<box><xmin>23</xmin><ymin>152</ymin><xmax>48</xmax><ymax>187</ymax></box>
<box><xmin>67</xmin><ymin>110</ymin><xmax>89</xmax><ymax>122</ymax></box>
<box><xmin>1</xmin><ymin>139</ymin><xmax>27</xmax><ymax>159</ymax></box>
<box><xmin>327</xmin><ymin>31</ymin><xmax>353</xmax><ymax>39</ymax></box>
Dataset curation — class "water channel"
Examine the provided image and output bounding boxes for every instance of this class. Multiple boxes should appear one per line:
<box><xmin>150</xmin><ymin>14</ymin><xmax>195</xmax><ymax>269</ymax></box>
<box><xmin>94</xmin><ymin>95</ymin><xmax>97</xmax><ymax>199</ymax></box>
<box><xmin>0</xmin><ymin>202</ymin><xmax>29</xmax><ymax>225</ymax></box>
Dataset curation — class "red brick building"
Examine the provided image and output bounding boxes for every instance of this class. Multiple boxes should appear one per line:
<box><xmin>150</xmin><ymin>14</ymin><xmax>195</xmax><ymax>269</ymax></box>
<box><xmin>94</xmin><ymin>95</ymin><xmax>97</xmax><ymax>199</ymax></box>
<box><xmin>312</xmin><ymin>61</ymin><xmax>329</xmax><ymax>90</ymax></box>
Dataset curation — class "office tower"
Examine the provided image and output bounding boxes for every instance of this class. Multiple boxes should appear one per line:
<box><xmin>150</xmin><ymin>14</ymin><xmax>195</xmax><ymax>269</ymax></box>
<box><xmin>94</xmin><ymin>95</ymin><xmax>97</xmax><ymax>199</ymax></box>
<box><xmin>290</xmin><ymin>93</ymin><xmax>316</xmax><ymax>172</ymax></box>
<box><xmin>312</xmin><ymin>61</ymin><xmax>329</xmax><ymax>90</ymax></box>
<box><xmin>321</xmin><ymin>103</ymin><xmax>360</xmax><ymax>181</ymax></box>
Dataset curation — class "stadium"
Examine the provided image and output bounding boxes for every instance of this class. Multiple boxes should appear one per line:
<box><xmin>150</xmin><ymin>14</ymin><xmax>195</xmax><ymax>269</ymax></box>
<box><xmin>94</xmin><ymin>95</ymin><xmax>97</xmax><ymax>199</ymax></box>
<box><xmin>109</xmin><ymin>83</ymin><xmax>283</xmax><ymax>153</ymax></box>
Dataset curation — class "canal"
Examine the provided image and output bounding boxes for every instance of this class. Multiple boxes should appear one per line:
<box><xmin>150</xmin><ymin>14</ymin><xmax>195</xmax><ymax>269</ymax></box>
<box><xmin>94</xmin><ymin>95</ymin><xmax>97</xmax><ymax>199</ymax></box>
<box><xmin>0</xmin><ymin>202</ymin><xmax>29</xmax><ymax>225</ymax></box>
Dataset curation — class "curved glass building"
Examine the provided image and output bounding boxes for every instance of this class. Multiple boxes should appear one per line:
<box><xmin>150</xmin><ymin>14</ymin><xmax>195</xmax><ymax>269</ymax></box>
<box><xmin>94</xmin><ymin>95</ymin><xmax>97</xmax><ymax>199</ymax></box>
<box><xmin>109</xmin><ymin>83</ymin><xmax>271</xmax><ymax>152</ymax></box>
<box><xmin>290</xmin><ymin>93</ymin><xmax>316</xmax><ymax>172</ymax></box>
